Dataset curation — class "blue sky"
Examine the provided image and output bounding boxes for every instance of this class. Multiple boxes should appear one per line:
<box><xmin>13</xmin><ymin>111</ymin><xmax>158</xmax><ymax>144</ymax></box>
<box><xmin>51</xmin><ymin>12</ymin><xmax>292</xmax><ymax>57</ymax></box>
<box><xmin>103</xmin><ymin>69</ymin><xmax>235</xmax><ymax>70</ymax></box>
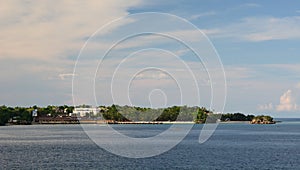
<box><xmin>0</xmin><ymin>0</ymin><xmax>300</xmax><ymax>117</ymax></box>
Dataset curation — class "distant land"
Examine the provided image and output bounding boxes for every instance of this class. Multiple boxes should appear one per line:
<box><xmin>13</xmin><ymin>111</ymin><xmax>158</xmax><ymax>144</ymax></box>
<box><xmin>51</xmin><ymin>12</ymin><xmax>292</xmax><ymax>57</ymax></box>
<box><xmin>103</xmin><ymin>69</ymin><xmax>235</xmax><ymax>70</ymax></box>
<box><xmin>0</xmin><ymin>105</ymin><xmax>275</xmax><ymax>126</ymax></box>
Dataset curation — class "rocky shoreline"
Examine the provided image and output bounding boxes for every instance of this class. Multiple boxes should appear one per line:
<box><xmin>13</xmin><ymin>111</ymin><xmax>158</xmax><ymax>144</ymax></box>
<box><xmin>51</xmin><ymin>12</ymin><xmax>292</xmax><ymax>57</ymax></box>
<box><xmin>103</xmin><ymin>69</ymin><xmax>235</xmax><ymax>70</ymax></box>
<box><xmin>250</xmin><ymin>115</ymin><xmax>276</xmax><ymax>124</ymax></box>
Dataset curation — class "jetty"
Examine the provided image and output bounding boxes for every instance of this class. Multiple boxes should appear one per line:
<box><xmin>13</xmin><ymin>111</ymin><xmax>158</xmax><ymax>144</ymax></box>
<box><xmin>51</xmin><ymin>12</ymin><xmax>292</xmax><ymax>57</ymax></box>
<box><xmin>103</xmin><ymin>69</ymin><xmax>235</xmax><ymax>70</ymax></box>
<box><xmin>106</xmin><ymin>121</ymin><xmax>163</xmax><ymax>124</ymax></box>
<box><xmin>33</xmin><ymin>116</ymin><xmax>80</xmax><ymax>124</ymax></box>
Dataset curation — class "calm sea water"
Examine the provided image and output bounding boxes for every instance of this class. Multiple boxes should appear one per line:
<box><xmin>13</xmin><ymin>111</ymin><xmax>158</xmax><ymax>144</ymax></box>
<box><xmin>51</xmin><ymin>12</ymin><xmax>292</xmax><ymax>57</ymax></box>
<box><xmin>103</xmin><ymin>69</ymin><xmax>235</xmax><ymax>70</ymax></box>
<box><xmin>0</xmin><ymin>119</ymin><xmax>300</xmax><ymax>169</ymax></box>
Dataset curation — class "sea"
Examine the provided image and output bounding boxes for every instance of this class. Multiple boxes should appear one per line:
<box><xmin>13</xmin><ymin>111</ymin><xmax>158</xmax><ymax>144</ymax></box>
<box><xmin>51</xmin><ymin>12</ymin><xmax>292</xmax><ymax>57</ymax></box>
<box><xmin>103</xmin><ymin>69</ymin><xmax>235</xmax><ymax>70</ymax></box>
<box><xmin>0</xmin><ymin>118</ymin><xmax>300</xmax><ymax>169</ymax></box>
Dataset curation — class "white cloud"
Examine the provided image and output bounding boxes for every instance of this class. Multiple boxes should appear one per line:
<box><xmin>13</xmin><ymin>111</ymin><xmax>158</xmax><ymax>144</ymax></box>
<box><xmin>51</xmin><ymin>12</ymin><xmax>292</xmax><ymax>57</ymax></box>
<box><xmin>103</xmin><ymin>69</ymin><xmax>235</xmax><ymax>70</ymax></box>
<box><xmin>257</xmin><ymin>90</ymin><xmax>299</xmax><ymax>112</ymax></box>
<box><xmin>0</xmin><ymin>0</ymin><xmax>143</xmax><ymax>106</ymax></box>
<box><xmin>276</xmin><ymin>90</ymin><xmax>299</xmax><ymax>111</ymax></box>
<box><xmin>135</xmin><ymin>72</ymin><xmax>169</xmax><ymax>80</ymax></box>
<box><xmin>0</xmin><ymin>0</ymin><xmax>141</xmax><ymax>60</ymax></box>
<box><xmin>190</xmin><ymin>11</ymin><xmax>216</xmax><ymax>20</ymax></box>
<box><xmin>58</xmin><ymin>73</ymin><xmax>76</xmax><ymax>80</ymax></box>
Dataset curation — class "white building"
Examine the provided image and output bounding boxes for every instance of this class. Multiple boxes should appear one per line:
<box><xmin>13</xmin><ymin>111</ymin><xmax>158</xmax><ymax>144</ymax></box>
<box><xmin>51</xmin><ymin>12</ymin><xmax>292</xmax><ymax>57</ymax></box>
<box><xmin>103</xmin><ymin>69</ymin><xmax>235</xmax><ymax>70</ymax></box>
<box><xmin>71</xmin><ymin>107</ymin><xmax>99</xmax><ymax>117</ymax></box>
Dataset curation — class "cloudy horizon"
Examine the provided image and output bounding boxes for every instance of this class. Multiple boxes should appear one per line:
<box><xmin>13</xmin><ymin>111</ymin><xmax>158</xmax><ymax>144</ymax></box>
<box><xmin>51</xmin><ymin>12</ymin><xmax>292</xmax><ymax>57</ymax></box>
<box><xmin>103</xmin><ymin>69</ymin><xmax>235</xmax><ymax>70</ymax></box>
<box><xmin>1</xmin><ymin>0</ymin><xmax>300</xmax><ymax>118</ymax></box>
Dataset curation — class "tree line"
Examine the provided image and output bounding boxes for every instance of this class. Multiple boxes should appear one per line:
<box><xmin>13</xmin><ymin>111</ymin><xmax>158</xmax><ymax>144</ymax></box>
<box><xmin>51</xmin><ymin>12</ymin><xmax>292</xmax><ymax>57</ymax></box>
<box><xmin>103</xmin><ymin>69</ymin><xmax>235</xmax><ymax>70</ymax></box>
<box><xmin>101</xmin><ymin>105</ymin><xmax>211</xmax><ymax>122</ymax></box>
<box><xmin>0</xmin><ymin>104</ymin><xmax>265</xmax><ymax>125</ymax></box>
<box><xmin>0</xmin><ymin>105</ymin><xmax>74</xmax><ymax>125</ymax></box>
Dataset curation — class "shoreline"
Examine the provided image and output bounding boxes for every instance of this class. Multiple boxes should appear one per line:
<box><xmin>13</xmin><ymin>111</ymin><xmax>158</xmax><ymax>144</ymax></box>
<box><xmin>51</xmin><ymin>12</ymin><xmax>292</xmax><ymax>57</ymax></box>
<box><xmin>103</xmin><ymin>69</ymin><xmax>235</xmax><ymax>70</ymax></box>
<box><xmin>4</xmin><ymin>120</ymin><xmax>257</xmax><ymax>126</ymax></box>
<box><xmin>219</xmin><ymin>121</ymin><xmax>250</xmax><ymax>124</ymax></box>
<box><xmin>3</xmin><ymin>120</ymin><xmax>285</xmax><ymax>126</ymax></box>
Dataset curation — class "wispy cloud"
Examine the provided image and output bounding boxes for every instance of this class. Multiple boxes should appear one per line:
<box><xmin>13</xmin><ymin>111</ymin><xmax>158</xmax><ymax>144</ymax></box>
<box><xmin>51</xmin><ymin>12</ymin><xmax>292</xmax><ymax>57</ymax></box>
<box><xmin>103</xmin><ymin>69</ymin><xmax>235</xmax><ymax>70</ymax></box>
<box><xmin>58</xmin><ymin>73</ymin><xmax>76</xmax><ymax>80</ymax></box>
<box><xmin>239</xmin><ymin>3</ymin><xmax>261</xmax><ymax>8</ymax></box>
<box><xmin>258</xmin><ymin>103</ymin><xmax>273</xmax><ymax>111</ymax></box>
<box><xmin>190</xmin><ymin>11</ymin><xmax>216</xmax><ymax>20</ymax></box>
<box><xmin>208</xmin><ymin>16</ymin><xmax>300</xmax><ymax>41</ymax></box>
<box><xmin>262</xmin><ymin>64</ymin><xmax>300</xmax><ymax>73</ymax></box>
<box><xmin>135</xmin><ymin>71</ymin><xmax>169</xmax><ymax>79</ymax></box>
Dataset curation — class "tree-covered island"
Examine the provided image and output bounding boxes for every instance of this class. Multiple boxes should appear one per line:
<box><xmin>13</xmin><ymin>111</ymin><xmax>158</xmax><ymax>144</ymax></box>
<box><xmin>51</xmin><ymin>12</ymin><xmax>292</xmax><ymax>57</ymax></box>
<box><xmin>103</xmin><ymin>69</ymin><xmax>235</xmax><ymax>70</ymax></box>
<box><xmin>0</xmin><ymin>105</ymin><xmax>276</xmax><ymax>125</ymax></box>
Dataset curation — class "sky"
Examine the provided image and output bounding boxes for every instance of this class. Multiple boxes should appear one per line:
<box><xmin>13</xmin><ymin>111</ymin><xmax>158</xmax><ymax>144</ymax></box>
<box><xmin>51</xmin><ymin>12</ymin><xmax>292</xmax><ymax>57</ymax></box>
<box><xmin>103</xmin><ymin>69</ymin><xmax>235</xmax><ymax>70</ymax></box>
<box><xmin>1</xmin><ymin>0</ymin><xmax>300</xmax><ymax>118</ymax></box>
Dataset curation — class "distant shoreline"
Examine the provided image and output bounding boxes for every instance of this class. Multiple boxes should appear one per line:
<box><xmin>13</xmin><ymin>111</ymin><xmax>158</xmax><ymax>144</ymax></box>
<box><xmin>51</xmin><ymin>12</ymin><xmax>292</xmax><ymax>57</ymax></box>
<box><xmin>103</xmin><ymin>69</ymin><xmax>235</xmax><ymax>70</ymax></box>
<box><xmin>219</xmin><ymin>121</ymin><xmax>250</xmax><ymax>124</ymax></box>
<box><xmin>5</xmin><ymin>120</ymin><xmax>277</xmax><ymax>126</ymax></box>
<box><xmin>4</xmin><ymin>119</ymin><xmax>289</xmax><ymax>126</ymax></box>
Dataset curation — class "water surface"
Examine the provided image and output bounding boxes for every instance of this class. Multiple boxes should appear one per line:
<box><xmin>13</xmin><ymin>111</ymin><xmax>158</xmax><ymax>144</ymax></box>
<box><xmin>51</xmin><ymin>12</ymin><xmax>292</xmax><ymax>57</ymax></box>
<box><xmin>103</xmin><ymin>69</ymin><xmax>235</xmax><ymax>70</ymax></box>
<box><xmin>1</xmin><ymin>120</ymin><xmax>299</xmax><ymax>169</ymax></box>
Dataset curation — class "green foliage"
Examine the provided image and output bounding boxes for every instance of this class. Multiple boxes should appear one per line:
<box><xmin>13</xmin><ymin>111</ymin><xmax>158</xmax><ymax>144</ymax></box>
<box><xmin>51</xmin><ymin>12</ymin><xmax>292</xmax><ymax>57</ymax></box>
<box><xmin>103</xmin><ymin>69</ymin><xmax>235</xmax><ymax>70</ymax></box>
<box><xmin>221</xmin><ymin>113</ymin><xmax>254</xmax><ymax>121</ymax></box>
<box><xmin>155</xmin><ymin>106</ymin><xmax>180</xmax><ymax>121</ymax></box>
<box><xmin>102</xmin><ymin>104</ymin><xmax>128</xmax><ymax>121</ymax></box>
<box><xmin>0</xmin><ymin>104</ymin><xmax>273</xmax><ymax>126</ymax></box>
<box><xmin>65</xmin><ymin>106</ymin><xmax>74</xmax><ymax>114</ymax></box>
<box><xmin>176</xmin><ymin>105</ymin><xmax>198</xmax><ymax>121</ymax></box>
<box><xmin>101</xmin><ymin>105</ymin><xmax>200</xmax><ymax>122</ymax></box>
<box><xmin>0</xmin><ymin>105</ymin><xmax>10</xmax><ymax>125</ymax></box>
<box><xmin>0</xmin><ymin>105</ymin><xmax>75</xmax><ymax>125</ymax></box>
<box><xmin>194</xmin><ymin>107</ymin><xmax>209</xmax><ymax>123</ymax></box>
<box><xmin>0</xmin><ymin>105</ymin><xmax>33</xmax><ymax>125</ymax></box>
<box><xmin>252</xmin><ymin>115</ymin><xmax>273</xmax><ymax>122</ymax></box>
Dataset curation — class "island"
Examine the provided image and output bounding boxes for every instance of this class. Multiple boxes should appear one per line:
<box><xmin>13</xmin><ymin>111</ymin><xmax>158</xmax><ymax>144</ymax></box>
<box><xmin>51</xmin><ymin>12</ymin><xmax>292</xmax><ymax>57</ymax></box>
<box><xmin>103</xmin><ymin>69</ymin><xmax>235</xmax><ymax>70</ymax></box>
<box><xmin>0</xmin><ymin>105</ymin><xmax>276</xmax><ymax>125</ymax></box>
<box><xmin>250</xmin><ymin>115</ymin><xmax>276</xmax><ymax>124</ymax></box>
